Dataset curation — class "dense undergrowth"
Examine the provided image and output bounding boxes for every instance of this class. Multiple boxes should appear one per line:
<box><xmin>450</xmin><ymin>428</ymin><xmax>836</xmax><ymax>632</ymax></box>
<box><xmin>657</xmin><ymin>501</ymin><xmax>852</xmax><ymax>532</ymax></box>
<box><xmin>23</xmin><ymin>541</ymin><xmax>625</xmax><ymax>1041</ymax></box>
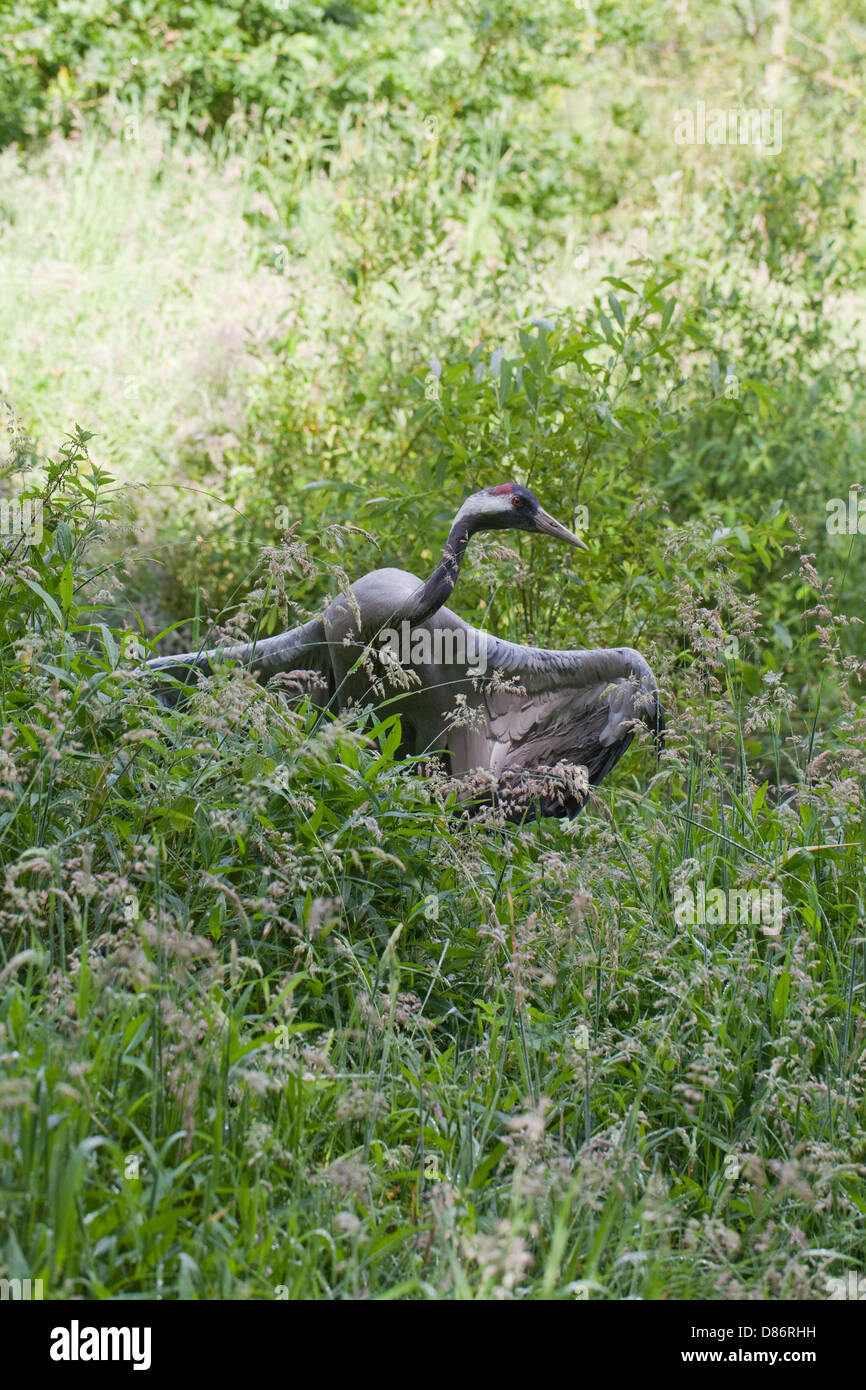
<box><xmin>1</xmin><ymin>1</ymin><xmax>865</xmax><ymax>1298</ymax></box>
<box><xmin>0</xmin><ymin>437</ymin><xmax>864</xmax><ymax>1298</ymax></box>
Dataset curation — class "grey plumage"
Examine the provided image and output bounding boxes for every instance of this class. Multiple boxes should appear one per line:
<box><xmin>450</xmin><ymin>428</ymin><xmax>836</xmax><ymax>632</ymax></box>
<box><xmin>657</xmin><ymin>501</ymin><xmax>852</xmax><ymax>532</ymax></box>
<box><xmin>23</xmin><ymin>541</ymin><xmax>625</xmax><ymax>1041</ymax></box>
<box><xmin>147</xmin><ymin>484</ymin><xmax>663</xmax><ymax>819</ymax></box>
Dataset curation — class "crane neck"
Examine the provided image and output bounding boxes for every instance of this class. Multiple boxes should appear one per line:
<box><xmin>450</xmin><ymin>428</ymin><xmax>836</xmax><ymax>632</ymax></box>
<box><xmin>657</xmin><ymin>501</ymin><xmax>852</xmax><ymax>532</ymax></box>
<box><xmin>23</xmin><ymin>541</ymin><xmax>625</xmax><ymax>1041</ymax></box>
<box><xmin>399</xmin><ymin>513</ymin><xmax>477</xmax><ymax>625</ymax></box>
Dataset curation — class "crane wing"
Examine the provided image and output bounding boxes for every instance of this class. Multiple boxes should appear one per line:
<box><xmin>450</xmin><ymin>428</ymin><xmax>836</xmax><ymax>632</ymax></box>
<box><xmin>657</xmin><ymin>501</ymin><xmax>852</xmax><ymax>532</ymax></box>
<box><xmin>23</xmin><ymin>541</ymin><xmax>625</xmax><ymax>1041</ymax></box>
<box><xmin>146</xmin><ymin>615</ymin><xmax>334</xmax><ymax>707</ymax></box>
<box><xmin>424</xmin><ymin>615</ymin><xmax>663</xmax><ymax>818</ymax></box>
<box><xmin>144</xmin><ymin>584</ymin><xmax>662</xmax><ymax>823</ymax></box>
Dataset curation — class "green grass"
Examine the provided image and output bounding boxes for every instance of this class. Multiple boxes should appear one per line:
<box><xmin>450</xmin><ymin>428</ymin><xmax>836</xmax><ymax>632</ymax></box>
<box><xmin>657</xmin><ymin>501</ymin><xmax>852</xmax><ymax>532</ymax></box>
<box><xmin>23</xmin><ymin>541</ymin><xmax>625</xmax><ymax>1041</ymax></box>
<box><xmin>0</xmin><ymin>115</ymin><xmax>282</xmax><ymax>485</ymax></box>
<box><xmin>0</xmin><ymin>439</ymin><xmax>864</xmax><ymax>1299</ymax></box>
<box><xmin>1</xmin><ymin>1</ymin><xmax>866</xmax><ymax>1300</ymax></box>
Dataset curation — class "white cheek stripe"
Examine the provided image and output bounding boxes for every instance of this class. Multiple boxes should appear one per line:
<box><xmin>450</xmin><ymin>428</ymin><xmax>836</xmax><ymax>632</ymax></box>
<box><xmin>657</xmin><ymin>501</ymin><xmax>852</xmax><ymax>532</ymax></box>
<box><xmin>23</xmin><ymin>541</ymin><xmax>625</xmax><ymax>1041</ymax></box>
<box><xmin>456</xmin><ymin>492</ymin><xmax>514</xmax><ymax>524</ymax></box>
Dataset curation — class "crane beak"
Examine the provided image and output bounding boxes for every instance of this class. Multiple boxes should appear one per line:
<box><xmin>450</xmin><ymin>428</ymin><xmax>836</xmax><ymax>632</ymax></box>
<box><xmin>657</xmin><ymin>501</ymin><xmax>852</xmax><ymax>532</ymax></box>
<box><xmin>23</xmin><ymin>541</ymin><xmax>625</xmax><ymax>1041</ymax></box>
<box><xmin>534</xmin><ymin>508</ymin><xmax>589</xmax><ymax>550</ymax></box>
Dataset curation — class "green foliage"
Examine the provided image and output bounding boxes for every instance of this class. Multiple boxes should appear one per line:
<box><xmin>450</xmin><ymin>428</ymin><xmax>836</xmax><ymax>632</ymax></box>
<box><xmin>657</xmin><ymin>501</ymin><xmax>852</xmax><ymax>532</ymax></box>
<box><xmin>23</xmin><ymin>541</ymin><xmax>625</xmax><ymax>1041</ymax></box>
<box><xmin>0</xmin><ymin>0</ymin><xmax>656</xmax><ymax>149</ymax></box>
<box><xmin>2</xmin><ymin>0</ymin><xmax>866</xmax><ymax>1302</ymax></box>
<box><xmin>1</xmin><ymin>0</ymin><xmax>334</xmax><ymax>145</ymax></box>
<box><xmin>1</xmin><ymin>433</ymin><xmax>865</xmax><ymax>1299</ymax></box>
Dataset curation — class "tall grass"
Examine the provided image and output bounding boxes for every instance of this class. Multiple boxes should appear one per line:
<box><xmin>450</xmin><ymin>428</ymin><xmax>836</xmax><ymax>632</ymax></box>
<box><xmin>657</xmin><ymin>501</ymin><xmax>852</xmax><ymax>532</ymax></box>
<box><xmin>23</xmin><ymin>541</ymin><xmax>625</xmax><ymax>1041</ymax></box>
<box><xmin>2</xmin><ymin>0</ymin><xmax>866</xmax><ymax>1301</ymax></box>
<box><xmin>0</xmin><ymin>439</ymin><xmax>863</xmax><ymax>1298</ymax></box>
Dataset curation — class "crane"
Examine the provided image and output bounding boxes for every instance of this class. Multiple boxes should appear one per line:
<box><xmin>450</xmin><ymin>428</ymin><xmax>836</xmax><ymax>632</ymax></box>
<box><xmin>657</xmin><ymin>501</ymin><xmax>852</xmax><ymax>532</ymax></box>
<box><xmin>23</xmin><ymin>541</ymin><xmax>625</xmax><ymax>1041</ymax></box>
<box><xmin>147</xmin><ymin>483</ymin><xmax>663</xmax><ymax>819</ymax></box>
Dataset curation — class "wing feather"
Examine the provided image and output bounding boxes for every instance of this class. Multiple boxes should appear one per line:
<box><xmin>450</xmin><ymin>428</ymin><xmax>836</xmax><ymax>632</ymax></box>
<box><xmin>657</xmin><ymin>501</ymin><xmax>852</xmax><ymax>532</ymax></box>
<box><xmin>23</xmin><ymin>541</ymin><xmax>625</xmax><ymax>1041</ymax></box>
<box><xmin>146</xmin><ymin>616</ymin><xmax>333</xmax><ymax>706</ymax></box>
<box><xmin>479</xmin><ymin>632</ymin><xmax>663</xmax><ymax>778</ymax></box>
<box><xmin>422</xmin><ymin>616</ymin><xmax>662</xmax><ymax>816</ymax></box>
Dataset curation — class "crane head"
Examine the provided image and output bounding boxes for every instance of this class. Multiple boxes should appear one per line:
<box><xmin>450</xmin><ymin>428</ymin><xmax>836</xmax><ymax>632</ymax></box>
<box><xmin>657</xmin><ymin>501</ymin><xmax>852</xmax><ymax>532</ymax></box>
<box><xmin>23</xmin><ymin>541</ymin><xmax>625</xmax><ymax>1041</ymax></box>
<box><xmin>457</xmin><ymin>483</ymin><xmax>589</xmax><ymax>549</ymax></box>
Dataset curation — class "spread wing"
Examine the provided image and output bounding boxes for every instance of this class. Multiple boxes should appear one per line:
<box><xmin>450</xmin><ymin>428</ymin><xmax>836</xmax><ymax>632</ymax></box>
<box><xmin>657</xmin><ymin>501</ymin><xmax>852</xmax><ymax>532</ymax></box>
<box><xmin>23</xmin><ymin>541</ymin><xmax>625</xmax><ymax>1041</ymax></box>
<box><xmin>144</xmin><ymin>592</ymin><xmax>663</xmax><ymax>821</ymax></box>
<box><xmin>145</xmin><ymin>615</ymin><xmax>334</xmax><ymax>707</ymax></box>
<box><xmin>404</xmin><ymin>612</ymin><xmax>663</xmax><ymax>818</ymax></box>
<box><xmin>474</xmin><ymin>637</ymin><xmax>663</xmax><ymax>781</ymax></box>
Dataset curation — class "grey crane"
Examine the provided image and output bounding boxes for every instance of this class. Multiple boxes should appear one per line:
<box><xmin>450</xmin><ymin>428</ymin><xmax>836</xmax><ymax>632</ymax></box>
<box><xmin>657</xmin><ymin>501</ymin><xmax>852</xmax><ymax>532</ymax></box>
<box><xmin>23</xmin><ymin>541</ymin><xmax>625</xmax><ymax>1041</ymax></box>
<box><xmin>147</xmin><ymin>482</ymin><xmax>663</xmax><ymax>819</ymax></box>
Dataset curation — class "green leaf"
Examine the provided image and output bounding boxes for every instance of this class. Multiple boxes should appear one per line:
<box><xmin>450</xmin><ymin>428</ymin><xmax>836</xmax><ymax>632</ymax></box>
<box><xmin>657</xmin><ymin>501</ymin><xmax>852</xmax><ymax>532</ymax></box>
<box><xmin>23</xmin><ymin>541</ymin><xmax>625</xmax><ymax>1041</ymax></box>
<box><xmin>99</xmin><ymin>624</ymin><xmax>120</xmax><ymax>669</ymax></box>
<box><xmin>55</xmin><ymin>521</ymin><xmax>73</xmax><ymax>559</ymax></box>
<box><xmin>59</xmin><ymin>561</ymin><xmax>74</xmax><ymax>613</ymax></box>
<box><xmin>21</xmin><ymin>577</ymin><xmax>63</xmax><ymax>625</ymax></box>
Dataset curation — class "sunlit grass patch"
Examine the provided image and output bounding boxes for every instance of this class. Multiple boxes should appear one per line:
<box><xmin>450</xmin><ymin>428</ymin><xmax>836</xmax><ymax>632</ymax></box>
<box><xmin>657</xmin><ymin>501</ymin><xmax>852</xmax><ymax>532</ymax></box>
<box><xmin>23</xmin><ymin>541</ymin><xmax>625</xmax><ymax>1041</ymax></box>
<box><xmin>0</xmin><ymin>113</ymin><xmax>295</xmax><ymax>483</ymax></box>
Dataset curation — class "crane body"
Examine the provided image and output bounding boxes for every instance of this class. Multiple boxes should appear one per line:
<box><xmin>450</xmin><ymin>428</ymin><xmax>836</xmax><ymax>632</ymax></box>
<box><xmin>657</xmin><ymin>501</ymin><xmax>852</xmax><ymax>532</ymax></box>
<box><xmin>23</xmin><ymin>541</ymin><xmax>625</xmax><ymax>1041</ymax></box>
<box><xmin>147</xmin><ymin>484</ymin><xmax>663</xmax><ymax>819</ymax></box>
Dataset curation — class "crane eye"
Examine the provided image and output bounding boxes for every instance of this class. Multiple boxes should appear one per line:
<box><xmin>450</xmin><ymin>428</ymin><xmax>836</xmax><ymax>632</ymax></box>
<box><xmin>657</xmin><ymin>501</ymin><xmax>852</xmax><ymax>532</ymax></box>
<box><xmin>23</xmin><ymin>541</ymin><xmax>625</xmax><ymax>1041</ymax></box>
<box><xmin>512</xmin><ymin>495</ymin><xmax>526</xmax><ymax>508</ymax></box>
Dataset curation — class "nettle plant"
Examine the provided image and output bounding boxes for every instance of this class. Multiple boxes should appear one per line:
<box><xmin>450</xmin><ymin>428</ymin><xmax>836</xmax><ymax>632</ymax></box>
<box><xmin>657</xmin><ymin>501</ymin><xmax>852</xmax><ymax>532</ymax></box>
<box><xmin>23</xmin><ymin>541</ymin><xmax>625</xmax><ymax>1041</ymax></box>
<box><xmin>0</xmin><ymin>428</ymin><xmax>131</xmax><ymax>689</ymax></box>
